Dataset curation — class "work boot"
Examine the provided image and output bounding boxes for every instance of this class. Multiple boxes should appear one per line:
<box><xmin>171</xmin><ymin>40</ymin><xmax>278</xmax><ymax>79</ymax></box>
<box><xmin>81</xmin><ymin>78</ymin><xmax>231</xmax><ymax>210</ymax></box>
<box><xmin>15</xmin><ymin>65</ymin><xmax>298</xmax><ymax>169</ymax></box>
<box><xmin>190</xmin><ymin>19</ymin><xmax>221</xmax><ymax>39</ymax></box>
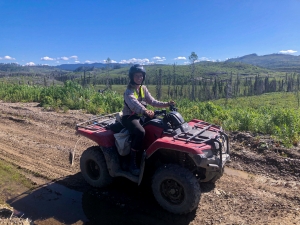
<box><xmin>129</xmin><ymin>149</ymin><xmax>140</xmax><ymax>176</ymax></box>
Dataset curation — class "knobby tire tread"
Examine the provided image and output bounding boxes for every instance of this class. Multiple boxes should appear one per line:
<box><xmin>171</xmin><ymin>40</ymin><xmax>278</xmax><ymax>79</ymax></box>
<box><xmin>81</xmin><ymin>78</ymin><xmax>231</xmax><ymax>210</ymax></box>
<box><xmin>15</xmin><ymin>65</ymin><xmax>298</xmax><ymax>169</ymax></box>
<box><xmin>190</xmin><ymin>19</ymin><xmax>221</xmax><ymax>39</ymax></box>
<box><xmin>152</xmin><ymin>164</ymin><xmax>201</xmax><ymax>214</ymax></box>
<box><xmin>80</xmin><ymin>146</ymin><xmax>113</xmax><ymax>188</ymax></box>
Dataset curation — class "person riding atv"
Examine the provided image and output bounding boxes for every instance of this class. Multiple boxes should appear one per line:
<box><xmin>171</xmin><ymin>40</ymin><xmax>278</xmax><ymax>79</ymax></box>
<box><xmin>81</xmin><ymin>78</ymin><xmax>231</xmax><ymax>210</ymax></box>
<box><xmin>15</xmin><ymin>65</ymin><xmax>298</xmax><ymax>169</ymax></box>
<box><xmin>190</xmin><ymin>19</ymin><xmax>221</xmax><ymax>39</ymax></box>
<box><xmin>76</xmin><ymin>66</ymin><xmax>230</xmax><ymax>214</ymax></box>
<box><xmin>122</xmin><ymin>64</ymin><xmax>175</xmax><ymax>176</ymax></box>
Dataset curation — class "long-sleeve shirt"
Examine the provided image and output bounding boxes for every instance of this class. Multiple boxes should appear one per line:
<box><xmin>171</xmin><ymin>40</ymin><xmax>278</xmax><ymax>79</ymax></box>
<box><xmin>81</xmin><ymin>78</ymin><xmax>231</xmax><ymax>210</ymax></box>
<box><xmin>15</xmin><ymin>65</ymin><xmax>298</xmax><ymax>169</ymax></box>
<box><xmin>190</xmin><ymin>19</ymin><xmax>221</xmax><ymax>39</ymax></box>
<box><xmin>122</xmin><ymin>84</ymin><xmax>169</xmax><ymax>116</ymax></box>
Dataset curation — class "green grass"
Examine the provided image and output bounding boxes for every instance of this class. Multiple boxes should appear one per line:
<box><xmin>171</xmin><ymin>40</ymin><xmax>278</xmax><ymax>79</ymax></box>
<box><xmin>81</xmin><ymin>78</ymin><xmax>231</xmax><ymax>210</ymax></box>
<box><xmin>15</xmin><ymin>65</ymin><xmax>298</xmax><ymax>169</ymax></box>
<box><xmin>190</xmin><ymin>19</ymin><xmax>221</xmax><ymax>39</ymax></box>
<box><xmin>0</xmin><ymin>159</ymin><xmax>34</xmax><ymax>204</ymax></box>
<box><xmin>0</xmin><ymin>160</ymin><xmax>33</xmax><ymax>188</ymax></box>
<box><xmin>215</xmin><ymin>92</ymin><xmax>300</xmax><ymax>110</ymax></box>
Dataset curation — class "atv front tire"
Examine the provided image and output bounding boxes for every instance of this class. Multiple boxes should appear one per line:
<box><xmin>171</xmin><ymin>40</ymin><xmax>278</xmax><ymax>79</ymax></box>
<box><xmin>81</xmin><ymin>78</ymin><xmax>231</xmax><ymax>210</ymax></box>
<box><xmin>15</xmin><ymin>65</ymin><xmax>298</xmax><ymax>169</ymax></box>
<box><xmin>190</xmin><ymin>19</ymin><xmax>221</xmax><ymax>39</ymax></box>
<box><xmin>152</xmin><ymin>164</ymin><xmax>201</xmax><ymax>214</ymax></box>
<box><xmin>80</xmin><ymin>146</ymin><xmax>113</xmax><ymax>188</ymax></box>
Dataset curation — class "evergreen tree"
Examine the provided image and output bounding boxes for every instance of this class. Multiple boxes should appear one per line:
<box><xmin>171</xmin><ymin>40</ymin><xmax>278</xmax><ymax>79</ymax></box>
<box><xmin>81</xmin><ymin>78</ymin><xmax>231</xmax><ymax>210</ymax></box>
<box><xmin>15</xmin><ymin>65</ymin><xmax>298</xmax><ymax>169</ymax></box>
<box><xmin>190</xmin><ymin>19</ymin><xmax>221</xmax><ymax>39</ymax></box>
<box><xmin>189</xmin><ymin>52</ymin><xmax>198</xmax><ymax>100</ymax></box>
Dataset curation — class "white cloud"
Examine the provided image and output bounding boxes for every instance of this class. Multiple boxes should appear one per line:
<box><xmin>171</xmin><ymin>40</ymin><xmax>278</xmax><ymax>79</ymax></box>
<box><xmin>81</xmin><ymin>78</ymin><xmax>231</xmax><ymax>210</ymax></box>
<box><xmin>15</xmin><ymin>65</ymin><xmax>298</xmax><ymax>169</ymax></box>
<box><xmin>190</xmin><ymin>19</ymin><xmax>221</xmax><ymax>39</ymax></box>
<box><xmin>152</xmin><ymin>56</ymin><xmax>166</xmax><ymax>62</ymax></box>
<box><xmin>59</xmin><ymin>56</ymin><xmax>69</xmax><ymax>60</ymax></box>
<box><xmin>4</xmin><ymin>55</ymin><xmax>16</xmax><ymax>60</ymax></box>
<box><xmin>153</xmin><ymin>56</ymin><xmax>161</xmax><ymax>60</ymax></box>
<box><xmin>279</xmin><ymin>50</ymin><xmax>297</xmax><ymax>54</ymax></box>
<box><xmin>174</xmin><ymin>56</ymin><xmax>186</xmax><ymax>60</ymax></box>
<box><xmin>119</xmin><ymin>58</ymin><xmax>150</xmax><ymax>64</ymax></box>
<box><xmin>75</xmin><ymin>60</ymin><xmax>80</xmax><ymax>63</ymax></box>
<box><xmin>119</xmin><ymin>59</ymin><xmax>129</xmax><ymax>64</ymax></box>
<box><xmin>26</xmin><ymin>62</ymin><xmax>35</xmax><ymax>66</ymax></box>
<box><xmin>198</xmin><ymin>57</ymin><xmax>210</xmax><ymax>61</ymax></box>
<box><xmin>85</xmin><ymin>60</ymin><xmax>92</xmax><ymax>63</ymax></box>
<box><xmin>0</xmin><ymin>57</ymin><xmax>2</xmax><ymax>60</ymax></box>
<box><xmin>41</xmin><ymin>56</ymin><xmax>55</xmax><ymax>61</ymax></box>
<box><xmin>70</xmin><ymin>55</ymin><xmax>78</xmax><ymax>60</ymax></box>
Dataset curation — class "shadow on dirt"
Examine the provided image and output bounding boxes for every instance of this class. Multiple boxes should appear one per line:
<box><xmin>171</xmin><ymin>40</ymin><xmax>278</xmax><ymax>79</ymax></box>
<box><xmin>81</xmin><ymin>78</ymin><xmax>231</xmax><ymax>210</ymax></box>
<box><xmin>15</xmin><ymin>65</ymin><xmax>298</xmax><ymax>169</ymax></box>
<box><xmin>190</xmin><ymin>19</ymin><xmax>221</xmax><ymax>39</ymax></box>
<box><xmin>6</xmin><ymin>172</ymin><xmax>215</xmax><ymax>225</ymax></box>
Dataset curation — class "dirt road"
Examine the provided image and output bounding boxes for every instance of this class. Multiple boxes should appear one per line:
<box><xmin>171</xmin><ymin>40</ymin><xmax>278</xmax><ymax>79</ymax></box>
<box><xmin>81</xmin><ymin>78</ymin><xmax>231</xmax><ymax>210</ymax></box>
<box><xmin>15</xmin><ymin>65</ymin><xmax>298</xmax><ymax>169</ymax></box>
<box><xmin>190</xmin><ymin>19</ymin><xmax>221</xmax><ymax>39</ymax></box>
<box><xmin>0</xmin><ymin>101</ymin><xmax>299</xmax><ymax>224</ymax></box>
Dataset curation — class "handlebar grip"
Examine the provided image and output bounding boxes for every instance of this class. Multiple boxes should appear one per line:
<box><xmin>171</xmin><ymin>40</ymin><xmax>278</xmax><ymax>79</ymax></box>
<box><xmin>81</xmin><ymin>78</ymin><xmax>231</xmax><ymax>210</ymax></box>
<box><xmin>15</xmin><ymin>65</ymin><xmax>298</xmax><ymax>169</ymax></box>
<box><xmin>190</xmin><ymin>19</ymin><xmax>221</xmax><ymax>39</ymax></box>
<box><xmin>154</xmin><ymin>110</ymin><xmax>161</xmax><ymax>115</ymax></box>
<box><xmin>169</xmin><ymin>105</ymin><xmax>177</xmax><ymax>111</ymax></box>
<box><xmin>154</xmin><ymin>109</ymin><xmax>167</xmax><ymax>116</ymax></box>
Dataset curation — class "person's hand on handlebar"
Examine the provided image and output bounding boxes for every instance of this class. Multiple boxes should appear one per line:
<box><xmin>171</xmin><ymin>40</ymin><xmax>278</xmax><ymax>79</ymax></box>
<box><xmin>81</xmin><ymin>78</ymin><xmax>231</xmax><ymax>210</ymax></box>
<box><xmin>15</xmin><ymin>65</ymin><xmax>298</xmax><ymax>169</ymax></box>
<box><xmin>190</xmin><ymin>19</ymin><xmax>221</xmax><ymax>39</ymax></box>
<box><xmin>168</xmin><ymin>100</ymin><xmax>175</xmax><ymax>106</ymax></box>
<box><xmin>144</xmin><ymin>110</ymin><xmax>155</xmax><ymax>118</ymax></box>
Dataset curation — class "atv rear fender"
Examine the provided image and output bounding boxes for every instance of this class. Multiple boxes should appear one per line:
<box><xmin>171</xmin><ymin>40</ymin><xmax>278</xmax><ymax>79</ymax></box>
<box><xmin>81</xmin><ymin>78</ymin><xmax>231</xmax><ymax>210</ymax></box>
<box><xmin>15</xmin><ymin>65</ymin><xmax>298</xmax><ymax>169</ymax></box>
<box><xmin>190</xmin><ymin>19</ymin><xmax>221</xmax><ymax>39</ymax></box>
<box><xmin>76</xmin><ymin>126</ymin><xmax>115</xmax><ymax>147</ymax></box>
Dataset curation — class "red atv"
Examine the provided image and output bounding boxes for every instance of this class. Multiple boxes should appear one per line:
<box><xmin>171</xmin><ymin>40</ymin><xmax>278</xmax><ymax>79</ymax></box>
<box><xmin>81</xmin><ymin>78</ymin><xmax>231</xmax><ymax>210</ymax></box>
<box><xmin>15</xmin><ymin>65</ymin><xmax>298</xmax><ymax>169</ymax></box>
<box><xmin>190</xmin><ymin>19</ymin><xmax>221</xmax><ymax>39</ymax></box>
<box><xmin>76</xmin><ymin>106</ymin><xmax>230</xmax><ymax>214</ymax></box>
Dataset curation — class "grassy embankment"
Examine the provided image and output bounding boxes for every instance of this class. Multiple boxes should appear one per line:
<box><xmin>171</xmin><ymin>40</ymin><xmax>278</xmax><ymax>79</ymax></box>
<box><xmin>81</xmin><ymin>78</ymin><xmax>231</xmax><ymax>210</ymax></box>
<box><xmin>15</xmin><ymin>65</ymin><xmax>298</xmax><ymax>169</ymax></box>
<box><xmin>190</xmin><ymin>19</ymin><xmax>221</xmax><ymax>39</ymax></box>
<box><xmin>0</xmin><ymin>159</ymin><xmax>34</xmax><ymax>205</ymax></box>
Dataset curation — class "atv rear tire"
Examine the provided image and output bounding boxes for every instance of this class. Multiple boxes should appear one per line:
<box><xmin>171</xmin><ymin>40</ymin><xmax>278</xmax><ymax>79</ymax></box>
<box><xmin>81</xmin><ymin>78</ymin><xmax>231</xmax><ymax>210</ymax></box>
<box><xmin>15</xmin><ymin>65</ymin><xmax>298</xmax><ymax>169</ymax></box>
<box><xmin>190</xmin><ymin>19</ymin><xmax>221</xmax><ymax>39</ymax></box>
<box><xmin>80</xmin><ymin>146</ymin><xmax>113</xmax><ymax>188</ymax></box>
<box><xmin>152</xmin><ymin>164</ymin><xmax>201</xmax><ymax>214</ymax></box>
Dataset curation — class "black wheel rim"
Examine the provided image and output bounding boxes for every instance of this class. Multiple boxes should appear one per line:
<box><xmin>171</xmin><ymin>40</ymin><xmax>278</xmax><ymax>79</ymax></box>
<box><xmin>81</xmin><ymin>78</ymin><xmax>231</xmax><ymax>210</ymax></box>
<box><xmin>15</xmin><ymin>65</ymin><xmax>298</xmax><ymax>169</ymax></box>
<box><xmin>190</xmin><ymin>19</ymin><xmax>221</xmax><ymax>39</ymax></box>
<box><xmin>160</xmin><ymin>179</ymin><xmax>184</xmax><ymax>205</ymax></box>
<box><xmin>86</xmin><ymin>159</ymin><xmax>100</xmax><ymax>180</ymax></box>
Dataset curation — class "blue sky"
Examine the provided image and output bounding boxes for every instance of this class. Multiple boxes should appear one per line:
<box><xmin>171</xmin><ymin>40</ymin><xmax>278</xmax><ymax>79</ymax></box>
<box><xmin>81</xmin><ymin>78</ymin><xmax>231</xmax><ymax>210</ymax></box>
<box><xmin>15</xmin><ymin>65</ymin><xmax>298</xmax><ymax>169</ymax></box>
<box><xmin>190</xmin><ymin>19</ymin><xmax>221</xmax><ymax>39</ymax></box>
<box><xmin>0</xmin><ymin>0</ymin><xmax>299</xmax><ymax>66</ymax></box>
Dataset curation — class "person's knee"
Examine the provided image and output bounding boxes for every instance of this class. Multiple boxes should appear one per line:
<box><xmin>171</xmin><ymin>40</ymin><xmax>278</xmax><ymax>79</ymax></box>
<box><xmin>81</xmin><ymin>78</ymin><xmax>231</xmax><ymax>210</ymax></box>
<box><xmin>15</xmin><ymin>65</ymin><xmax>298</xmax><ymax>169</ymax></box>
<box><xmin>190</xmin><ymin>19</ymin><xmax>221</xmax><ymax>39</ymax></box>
<box><xmin>133</xmin><ymin>126</ymin><xmax>145</xmax><ymax>138</ymax></box>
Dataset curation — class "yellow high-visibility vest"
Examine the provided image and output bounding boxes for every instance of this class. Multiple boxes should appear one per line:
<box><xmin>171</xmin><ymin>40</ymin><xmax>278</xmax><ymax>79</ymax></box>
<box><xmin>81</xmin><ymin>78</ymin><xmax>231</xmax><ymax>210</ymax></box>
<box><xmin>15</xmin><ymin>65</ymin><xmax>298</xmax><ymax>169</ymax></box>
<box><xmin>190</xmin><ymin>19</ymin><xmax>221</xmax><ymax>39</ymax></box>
<box><xmin>133</xmin><ymin>86</ymin><xmax>145</xmax><ymax>99</ymax></box>
<box><xmin>132</xmin><ymin>86</ymin><xmax>145</xmax><ymax>116</ymax></box>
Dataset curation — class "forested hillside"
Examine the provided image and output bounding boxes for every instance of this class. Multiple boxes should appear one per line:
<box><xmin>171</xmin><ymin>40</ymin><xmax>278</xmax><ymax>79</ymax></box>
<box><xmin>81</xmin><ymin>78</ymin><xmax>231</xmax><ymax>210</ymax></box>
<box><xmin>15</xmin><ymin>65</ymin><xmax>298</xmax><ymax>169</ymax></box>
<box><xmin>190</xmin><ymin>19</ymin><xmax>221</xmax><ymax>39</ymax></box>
<box><xmin>226</xmin><ymin>53</ymin><xmax>300</xmax><ymax>72</ymax></box>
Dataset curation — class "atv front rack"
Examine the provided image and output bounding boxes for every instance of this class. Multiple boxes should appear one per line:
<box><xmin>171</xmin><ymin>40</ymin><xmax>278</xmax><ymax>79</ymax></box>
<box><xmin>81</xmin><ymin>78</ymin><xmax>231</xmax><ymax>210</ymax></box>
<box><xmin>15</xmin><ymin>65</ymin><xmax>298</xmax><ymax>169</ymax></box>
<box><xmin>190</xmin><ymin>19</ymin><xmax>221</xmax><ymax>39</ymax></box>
<box><xmin>76</xmin><ymin>113</ymin><xmax>118</xmax><ymax>131</ymax></box>
<box><xmin>173</xmin><ymin>121</ymin><xmax>230</xmax><ymax>170</ymax></box>
<box><xmin>173</xmin><ymin>121</ymin><xmax>220</xmax><ymax>144</ymax></box>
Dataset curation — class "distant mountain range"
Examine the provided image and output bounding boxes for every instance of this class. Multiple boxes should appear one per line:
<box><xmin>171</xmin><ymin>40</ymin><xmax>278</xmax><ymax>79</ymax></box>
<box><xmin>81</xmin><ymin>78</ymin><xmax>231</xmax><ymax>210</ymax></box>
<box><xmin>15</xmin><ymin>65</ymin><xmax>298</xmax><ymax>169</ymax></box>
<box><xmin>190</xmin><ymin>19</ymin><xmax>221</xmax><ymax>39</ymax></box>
<box><xmin>56</xmin><ymin>62</ymin><xmax>130</xmax><ymax>71</ymax></box>
<box><xmin>56</xmin><ymin>53</ymin><xmax>300</xmax><ymax>72</ymax></box>
<box><xmin>226</xmin><ymin>53</ymin><xmax>300</xmax><ymax>72</ymax></box>
<box><xmin>1</xmin><ymin>53</ymin><xmax>300</xmax><ymax>74</ymax></box>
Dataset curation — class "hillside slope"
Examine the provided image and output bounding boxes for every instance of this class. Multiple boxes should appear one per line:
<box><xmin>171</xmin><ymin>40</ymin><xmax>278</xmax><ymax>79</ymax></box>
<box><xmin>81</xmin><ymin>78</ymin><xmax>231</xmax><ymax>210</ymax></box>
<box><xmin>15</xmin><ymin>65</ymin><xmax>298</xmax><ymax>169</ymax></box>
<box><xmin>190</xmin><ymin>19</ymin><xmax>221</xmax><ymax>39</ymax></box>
<box><xmin>226</xmin><ymin>53</ymin><xmax>300</xmax><ymax>72</ymax></box>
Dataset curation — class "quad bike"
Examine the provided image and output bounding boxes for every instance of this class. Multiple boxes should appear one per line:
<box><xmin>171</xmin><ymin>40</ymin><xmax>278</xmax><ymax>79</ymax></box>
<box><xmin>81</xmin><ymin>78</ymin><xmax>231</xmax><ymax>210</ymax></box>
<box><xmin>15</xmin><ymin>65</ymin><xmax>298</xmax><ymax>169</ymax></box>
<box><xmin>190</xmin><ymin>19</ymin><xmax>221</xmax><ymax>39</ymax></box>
<box><xmin>75</xmin><ymin>105</ymin><xmax>230</xmax><ymax>214</ymax></box>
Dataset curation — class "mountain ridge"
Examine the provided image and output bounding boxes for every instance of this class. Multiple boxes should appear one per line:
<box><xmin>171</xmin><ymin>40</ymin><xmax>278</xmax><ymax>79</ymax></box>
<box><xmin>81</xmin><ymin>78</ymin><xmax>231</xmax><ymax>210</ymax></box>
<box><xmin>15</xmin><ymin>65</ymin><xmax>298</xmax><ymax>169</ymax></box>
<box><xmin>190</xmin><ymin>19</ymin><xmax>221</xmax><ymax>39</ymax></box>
<box><xmin>226</xmin><ymin>53</ymin><xmax>300</xmax><ymax>72</ymax></box>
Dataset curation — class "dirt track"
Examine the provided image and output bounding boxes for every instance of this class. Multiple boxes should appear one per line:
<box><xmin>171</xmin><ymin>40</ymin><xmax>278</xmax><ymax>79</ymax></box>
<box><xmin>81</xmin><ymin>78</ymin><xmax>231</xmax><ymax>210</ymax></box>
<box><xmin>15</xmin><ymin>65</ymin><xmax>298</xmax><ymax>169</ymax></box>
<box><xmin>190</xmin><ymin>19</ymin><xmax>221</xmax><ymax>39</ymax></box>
<box><xmin>0</xmin><ymin>101</ymin><xmax>299</xmax><ymax>224</ymax></box>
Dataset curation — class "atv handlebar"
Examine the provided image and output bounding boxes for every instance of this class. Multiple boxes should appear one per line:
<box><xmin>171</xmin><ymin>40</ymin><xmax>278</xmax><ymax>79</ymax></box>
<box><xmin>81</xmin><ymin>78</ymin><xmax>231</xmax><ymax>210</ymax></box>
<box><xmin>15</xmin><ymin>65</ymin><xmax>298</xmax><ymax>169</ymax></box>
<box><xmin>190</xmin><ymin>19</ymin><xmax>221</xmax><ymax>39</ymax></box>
<box><xmin>154</xmin><ymin>109</ymin><xmax>166</xmax><ymax>116</ymax></box>
<box><xmin>169</xmin><ymin>104</ymin><xmax>177</xmax><ymax>112</ymax></box>
<box><xmin>154</xmin><ymin>105</ymin><xmax>177</xmax><ymax>117</ymax></box>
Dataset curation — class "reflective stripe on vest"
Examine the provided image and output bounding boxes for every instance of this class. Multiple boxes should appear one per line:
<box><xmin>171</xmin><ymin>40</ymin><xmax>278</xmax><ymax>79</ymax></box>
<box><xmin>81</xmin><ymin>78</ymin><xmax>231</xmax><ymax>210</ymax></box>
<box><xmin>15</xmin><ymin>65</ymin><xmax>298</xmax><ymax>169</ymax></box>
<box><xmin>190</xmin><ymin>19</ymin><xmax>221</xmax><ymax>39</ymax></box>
<box><xmin>133</xmin><ymin>86</ymin><xmax>145</xmax><ymax>99</ymax></box>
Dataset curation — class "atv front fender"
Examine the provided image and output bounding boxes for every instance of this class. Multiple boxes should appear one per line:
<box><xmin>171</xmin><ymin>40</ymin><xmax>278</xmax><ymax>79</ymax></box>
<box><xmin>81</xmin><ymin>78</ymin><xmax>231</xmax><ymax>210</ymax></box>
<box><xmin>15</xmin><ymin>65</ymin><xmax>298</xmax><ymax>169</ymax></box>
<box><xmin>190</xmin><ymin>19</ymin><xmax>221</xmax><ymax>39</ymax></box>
<box><xmin>145</xmin><ymin>136</ymin><xmax>212</xmax><ymax>158</ymax></box>
<box><xmin>145</xmin><ymin>136</ymin><xmax>230</xmax><ymax>182</ymax></box>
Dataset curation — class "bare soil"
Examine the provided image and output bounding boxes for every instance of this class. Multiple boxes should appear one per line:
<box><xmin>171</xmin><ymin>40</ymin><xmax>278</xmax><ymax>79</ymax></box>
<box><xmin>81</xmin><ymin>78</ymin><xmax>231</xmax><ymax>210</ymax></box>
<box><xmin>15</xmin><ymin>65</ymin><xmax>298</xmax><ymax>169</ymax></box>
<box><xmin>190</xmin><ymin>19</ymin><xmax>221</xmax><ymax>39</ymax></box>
<box><xmin>0</xmin><ymin>101</ymin><xmax>299</xmax><ymax>225</ymax></box>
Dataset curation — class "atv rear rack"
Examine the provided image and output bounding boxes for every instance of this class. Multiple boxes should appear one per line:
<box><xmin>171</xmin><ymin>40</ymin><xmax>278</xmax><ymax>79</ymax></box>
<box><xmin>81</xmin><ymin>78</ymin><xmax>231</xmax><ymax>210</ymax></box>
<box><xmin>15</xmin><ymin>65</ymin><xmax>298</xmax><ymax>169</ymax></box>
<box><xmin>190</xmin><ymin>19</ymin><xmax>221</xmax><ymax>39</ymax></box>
<box><xmin>76</xmin><ymin>113</ymin><xmax>118</xmax><ymax>131</ymax></box>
